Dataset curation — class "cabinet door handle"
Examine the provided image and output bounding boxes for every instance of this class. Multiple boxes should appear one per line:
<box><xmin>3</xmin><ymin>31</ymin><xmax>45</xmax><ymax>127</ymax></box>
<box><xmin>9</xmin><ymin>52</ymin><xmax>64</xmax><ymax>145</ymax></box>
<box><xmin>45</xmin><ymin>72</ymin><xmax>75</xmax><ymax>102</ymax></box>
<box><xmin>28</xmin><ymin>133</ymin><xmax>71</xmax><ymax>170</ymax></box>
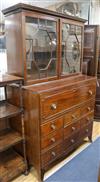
<box><xmin>72</xmin><ymin>115</ymin><xmax>77</xmax><ymax>120</ymax></box>
<box><xmin>71</xmin><ymin>139</ymin><xmax>75</xmax><ymax>143</ymax></box>
<box><xmin>51</xmin><ymin>124</ymin><xmax>56</xmax><ymax>130</ymax></box>
<box><xmin>51</xmin><ymin>137</ymin><xmax>55</xmax><ymax>142</ymax></box>
<box><xmin>72</xmin><ymin>127</ymin><xmax>76</xmax><ymax>131</ymax></box>
<box><xmin>51</xmin><ymin>103</ymin><xmax>57</xmax><ymax>110</ymax></box>
<box><xmin>87</xmin><ymin>107</ymin><xmax>91</xmax><ymax>111</ymax></box>
<box><xmin>51</xmin><ymin>151</ymin><xmax>56</xmax><ymax>157</ymax></box>
<box><xmin>88</xmin><ymin>90</ymin><xmax>93</xmax><ymax>95</ymax></box>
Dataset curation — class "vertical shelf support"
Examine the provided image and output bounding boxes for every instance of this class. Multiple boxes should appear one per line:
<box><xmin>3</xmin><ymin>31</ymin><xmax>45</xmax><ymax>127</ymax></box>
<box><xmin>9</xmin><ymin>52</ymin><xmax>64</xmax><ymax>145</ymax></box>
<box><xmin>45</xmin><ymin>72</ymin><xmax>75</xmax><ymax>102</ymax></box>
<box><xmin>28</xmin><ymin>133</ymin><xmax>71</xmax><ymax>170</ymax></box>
<box><xmin>19</xmin><ymin>81</ymin><xmax>28</xmax><ymax>175</ymax></box>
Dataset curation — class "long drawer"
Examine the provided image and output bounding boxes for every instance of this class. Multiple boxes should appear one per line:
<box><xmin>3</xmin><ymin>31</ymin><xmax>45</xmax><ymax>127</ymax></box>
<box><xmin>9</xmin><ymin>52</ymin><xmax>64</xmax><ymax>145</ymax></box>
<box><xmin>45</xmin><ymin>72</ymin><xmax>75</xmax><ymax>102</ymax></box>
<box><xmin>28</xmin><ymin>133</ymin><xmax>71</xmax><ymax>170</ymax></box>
<box><xmin>41</xmin><ymin>143</ymin><xmax>63</xmax><ymax>167</ymax></box>
<box><xmin>64</xmin><ymin>107</ymin><xmax>80</xmax><ymax>126</ymax></box>
<box><xmin>64</xmin><ymin>121</ymin><xmax>80</xmax><ymax>139</ymax></box>
<box><xmin>64</xmin><ymin>132</ymin><xmax>80</xmax><ymax>152</ymax></box>
<box><xmin>80</xmin><ymin>122</ymin><xmax>93</xmax><ymax>139</ymax></box>
<box><xmin>64</xmin><ymin>99</ymin><xmax>94</xmax><ymax>126</ymax></box>
<box><xmin>80</xmin><ymin>100</ymin><xmax>95</xmax><ymax>116</ymax></box>
<box><xmin>41</xmin><ymin>83</ymin><xmax>96</xmax><ymax>119</ymax></box>
<box><xmin>80</xmin><ymin>112</ymin><xmax>94</xmax><ymax>127</ymax></box>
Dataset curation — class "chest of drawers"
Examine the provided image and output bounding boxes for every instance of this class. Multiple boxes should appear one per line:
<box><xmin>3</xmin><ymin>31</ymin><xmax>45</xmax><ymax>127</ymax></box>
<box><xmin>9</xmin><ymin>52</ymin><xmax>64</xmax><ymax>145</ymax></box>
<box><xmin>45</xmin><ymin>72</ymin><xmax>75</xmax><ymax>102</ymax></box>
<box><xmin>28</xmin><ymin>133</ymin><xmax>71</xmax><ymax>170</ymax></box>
<box><xmin>23</xmin><ymin>75</ymin><xmax>96</xmax><ymax>181</ymax></box>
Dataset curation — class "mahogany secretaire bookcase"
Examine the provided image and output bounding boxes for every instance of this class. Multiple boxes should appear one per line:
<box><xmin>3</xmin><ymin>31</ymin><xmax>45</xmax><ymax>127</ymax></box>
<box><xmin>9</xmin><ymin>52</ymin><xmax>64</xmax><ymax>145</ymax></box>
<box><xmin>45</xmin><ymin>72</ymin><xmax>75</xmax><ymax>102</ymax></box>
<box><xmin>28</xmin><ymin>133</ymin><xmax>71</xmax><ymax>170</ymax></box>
<box><xmin>3</xmin><ymin>3</ymin><xmax>96</xmax><ymax>182</ymax></box>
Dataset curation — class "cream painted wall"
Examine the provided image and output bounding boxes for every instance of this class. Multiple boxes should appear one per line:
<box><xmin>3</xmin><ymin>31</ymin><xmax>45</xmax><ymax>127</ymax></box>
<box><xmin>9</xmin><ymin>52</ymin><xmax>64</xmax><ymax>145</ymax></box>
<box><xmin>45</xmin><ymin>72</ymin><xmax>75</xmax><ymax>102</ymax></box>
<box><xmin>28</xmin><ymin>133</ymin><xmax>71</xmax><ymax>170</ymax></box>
<box><xmin>89</xmin><ymin>0</ymin><xmax>100</xmax><ymax>24</ymax></box>
<box><xmin>0</xmin><ymin>0</ymin><xmax>100</xmax><ymax>24</ymax></box>
<box><xmin>0</xmin><ymin>0</ymin><xmax>62</xmax><ymax>10</ymax></box>
<box><xmin>0</xmin><ymin>0</ymin><xmax>100</xmax><ymax>27</ymax></box>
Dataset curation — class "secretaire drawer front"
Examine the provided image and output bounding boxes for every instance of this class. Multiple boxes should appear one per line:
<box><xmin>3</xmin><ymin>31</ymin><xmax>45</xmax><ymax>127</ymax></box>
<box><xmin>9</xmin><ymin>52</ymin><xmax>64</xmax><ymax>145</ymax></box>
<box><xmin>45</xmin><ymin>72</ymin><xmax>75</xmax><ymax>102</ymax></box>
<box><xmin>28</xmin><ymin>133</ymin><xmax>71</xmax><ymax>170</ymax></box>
<box><xmin>64</xmin><ymin>107</ymin><xmax>80</xmax><ymax>126</ymax></box>
<box><xmin>41</xmin><ymin>88</ymin><xmax>79</xmax><ymax>119</ymax></box>
<box><xmin>41</xmin><ymin>118</ymin><xmax>63</xmax><ymax>137</ymax></box>
<box><xmin>41</xmin><ymin>143</ymin><xmax>63</xmax><ymax>167</ymax></box>
<box><xmin>41</xmin><ymin>129</ymin><xmax>63</xmax><ymax>150</ymax></box>
<box><xmin>41</xmin><ymin>83</ymin><xmax>96</xmax><ymax>119</ymax></box>
<box><xmin>64</xmin><ymin>121</ymin><xmax>80</xmax><ymax>139</ymax></box>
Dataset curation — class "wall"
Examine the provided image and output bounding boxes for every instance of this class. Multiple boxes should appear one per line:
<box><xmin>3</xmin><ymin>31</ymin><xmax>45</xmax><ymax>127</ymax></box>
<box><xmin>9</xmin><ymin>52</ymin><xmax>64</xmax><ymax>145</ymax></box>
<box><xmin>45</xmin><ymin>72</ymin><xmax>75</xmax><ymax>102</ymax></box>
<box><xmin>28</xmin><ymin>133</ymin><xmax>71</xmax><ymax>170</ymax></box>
<box><xmin>89</xmin><ymin>0</ymin><xmax>100</xmax><ymax>24</ymax></box>
<box><xmin>0</xmin><ymin>0</ymin><xmax>100</xmax><ymax>24</ymax></box>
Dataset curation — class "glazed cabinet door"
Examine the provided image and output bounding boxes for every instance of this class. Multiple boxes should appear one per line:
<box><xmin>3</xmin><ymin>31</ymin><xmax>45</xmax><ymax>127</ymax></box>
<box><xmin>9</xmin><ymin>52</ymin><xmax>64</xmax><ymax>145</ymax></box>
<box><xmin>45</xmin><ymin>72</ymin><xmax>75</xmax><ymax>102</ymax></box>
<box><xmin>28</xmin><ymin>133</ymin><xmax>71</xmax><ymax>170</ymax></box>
<box><xmin>23</xmin><ymin>13</ymin><xmax>58</xmax><ymax>83</ymax></box>
<box><xmin>83</xmin><ymin>25</ymin><xmax>99</xmax><ymax>76</ymax></box>
<box><xmin>60</xmin><ymin>19</ymin><xmax>83</xmax><ymax>76</ymax></box>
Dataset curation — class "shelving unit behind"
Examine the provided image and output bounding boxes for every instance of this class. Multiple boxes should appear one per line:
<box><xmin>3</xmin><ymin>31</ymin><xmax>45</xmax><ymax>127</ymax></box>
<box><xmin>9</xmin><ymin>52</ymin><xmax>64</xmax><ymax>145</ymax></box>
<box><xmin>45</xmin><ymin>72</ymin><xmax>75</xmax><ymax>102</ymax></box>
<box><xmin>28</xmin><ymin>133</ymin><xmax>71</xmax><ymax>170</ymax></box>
<box><xmin>0</xmin><ymin>74</ymin><xmax>28</xmax><ymax>182</ymax></box>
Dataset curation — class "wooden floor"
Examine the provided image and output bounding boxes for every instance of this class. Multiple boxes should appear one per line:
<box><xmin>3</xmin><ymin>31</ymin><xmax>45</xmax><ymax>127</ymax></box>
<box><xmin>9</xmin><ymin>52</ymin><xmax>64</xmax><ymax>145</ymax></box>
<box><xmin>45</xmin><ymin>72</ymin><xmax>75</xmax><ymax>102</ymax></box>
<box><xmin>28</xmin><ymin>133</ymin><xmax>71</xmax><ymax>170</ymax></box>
<box><xmin>13</xmin><ymin>121</ymin><xmax>100</xmax><ymax>182</ymax></box>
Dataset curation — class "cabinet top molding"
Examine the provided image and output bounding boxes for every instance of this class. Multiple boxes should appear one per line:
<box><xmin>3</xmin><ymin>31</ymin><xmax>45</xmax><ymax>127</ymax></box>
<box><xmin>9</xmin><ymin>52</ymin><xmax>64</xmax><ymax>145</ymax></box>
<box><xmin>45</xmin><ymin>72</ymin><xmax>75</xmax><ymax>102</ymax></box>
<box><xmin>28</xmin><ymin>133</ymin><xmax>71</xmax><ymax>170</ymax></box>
<box><xmin>2</xmin><ymin>3</ymin><xmax>86</xmax><ymax>23</ymax></box>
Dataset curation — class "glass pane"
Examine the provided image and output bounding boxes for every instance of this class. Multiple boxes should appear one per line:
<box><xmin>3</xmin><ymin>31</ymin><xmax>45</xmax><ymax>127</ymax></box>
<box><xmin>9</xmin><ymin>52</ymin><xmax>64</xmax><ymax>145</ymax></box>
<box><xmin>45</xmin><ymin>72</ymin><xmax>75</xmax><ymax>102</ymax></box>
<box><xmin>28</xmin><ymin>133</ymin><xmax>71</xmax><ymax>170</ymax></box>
<box><xmin>61</xmin><ymin>23</ymin><xmax>82</xmax><ymax>74</ymax></box>
<box><xmin>25</xmin><ymin>17</ymin><xmax>57</xmax><ymax>80</ymax></box>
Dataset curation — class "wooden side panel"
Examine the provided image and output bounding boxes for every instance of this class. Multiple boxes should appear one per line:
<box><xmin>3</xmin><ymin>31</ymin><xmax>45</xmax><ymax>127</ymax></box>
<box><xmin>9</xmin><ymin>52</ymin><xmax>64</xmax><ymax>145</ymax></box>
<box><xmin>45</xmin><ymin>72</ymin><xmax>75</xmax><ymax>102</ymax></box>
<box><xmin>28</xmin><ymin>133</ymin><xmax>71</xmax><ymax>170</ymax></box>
<box><xmin>5</xmin><ymin>12</ymin><xmax>23</xmax><ymax>77</ymax></box>
<box><xmin>23</xmin><ymin>89</ymin><xmax>41</xmax><ymax>180</ymax></box>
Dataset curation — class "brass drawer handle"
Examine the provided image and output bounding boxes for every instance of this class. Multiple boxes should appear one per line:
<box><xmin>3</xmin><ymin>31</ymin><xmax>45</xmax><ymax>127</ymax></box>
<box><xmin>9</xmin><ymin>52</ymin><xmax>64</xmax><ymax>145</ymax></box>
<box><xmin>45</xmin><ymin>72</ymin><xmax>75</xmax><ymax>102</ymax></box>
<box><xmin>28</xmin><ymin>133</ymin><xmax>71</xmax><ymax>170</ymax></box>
<box><xmin>51</xmin><ymin>103</ymin><xmax>57</xmax><ymax>110</ymax></box>
<box><xmin>71</xmin><ymin>139</ymin><xmax>75</xmax><ymax>143</ymax></box>
<box><xmin>86</xmin><ymin>129</ymin><xmax>89</xmax><ymax>133</ymax></box>
<box><xmin>86</xmin><ymin>117</ymin><xmax>90</xmax><ymax>121</ymax></box>
<box><xmin>87</xmin><ymin>107</ymin><xmax>91</xmax><ymax>111</ymax></box>
<box><xmin>88</xmin><ymin>90</ymin><xmax>93</xmax><ymax>95</ymax></box>
<box><xmin>51</xmin><ymin>151</ymin><xmax>56</xmax><ymax>157</ymax></box>
<box><xmin>72</xmin><ymin>115</ymin><xmax>77</xmax><ymax>120</ymax></box>
<box><xmin>51</xmin><ymin>137</ymin><xmax>56</xmax><ymax>143</ymax></box>
<box><xmin>72</xmin><ymin>127</ymin><xmax>76</xmax><ymax>131</ymax></box>
<box><xmin>51</xmin><ymin>124</ymin><xmax>56</xmax><ymax>130</ymax></box>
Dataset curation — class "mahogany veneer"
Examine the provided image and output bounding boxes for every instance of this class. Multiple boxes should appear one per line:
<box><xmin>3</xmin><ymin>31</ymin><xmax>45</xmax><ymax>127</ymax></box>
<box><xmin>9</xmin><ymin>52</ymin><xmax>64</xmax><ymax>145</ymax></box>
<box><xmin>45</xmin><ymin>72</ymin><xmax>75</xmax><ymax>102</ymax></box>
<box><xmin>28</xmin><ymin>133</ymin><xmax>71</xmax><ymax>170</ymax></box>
<box><xmin>2</xmin><ymin>4</ymin><xmax>97</xmax><ymax>182</ymax></box>
<box><xmin>23</xmin><ymin>75</ymin><xmax>96</xmax><ymax>181</ymax></box>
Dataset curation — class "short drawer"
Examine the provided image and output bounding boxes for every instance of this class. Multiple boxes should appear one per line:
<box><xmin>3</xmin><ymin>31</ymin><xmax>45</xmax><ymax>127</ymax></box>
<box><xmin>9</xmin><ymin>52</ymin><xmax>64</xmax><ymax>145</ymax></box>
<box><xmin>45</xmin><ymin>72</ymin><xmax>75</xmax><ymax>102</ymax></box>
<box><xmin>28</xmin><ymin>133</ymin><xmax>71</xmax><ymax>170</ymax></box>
<box><xmin>80</xmin><ymin>112</ymin><xmax>94</xmax><ymax>127</ymax></box>
<box><xmin>41</xmin><ymin>129</ymin><xmax>63</xmax><ymax>150</ymax></box>
<box><xmin>64</xmin><ymin>132</ymin><xmax>80</xmax><ymax>151</ymax></box>
<box><xmin>41</xmin><ymin>117</ymin><xmax>63</xmax><ymax>137</ymax></box>
<box><xmin>81</xmin><ymin>100</ymin><xmax>95</xmax><ymax>117</ymax></box>
<box><xmin>41</xmin><ymin>83</ymin><xmax>96</xmax><ymax>119</ymax></box>
<box><xmin>41</xmin><ymin>143</ymin><xmax>63</xmax><ymax>167</ymax></box>
<box><xmin>64</xmin><ymin>121</ymin><xmax>80</xmax><ymax>139</ymax></box>
<box><xmin>64</xmin><ymin>107</ymin><xmax>80</xmax><ymax>126</ymax></box>
<box><xmin>80</xmin><ymin>123</ymin><xmax>93</xmax><ymax>139</ymax></box>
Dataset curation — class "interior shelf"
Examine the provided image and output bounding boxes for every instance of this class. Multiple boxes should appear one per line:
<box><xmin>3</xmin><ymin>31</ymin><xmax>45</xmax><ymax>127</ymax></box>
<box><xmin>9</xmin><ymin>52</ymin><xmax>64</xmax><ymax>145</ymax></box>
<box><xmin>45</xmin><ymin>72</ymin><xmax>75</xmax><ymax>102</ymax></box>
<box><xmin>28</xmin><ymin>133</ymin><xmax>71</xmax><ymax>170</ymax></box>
<box><xmin>0</xmin><ymin>129</ymin><xmax>23</xmax><ymax>152</ymax></box>
<box><xmin>0</xmin><ymin>74</ymin><xmax>23</xmax><ymax>86</ymax></box>
<box><xmin>0</xmin><ymin>101</ymin><xmax>22</xmax><ymax>119</ymax></box>
<box><xmin>0</xmin><ymin>149</ymin><xmax>26</xmax><ymax>182</ymax></box>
